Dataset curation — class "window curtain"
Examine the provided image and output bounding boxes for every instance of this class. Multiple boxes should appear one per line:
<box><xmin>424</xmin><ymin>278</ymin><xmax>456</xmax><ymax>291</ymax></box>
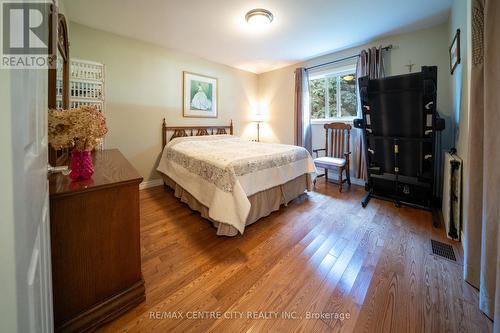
<box><xmin>463</xmin><ymin>0</ymin><xmax>500</xmax><ymax>329</ymax></box>
<box><xmin>294</xmin><ymin>68</ymin><xmax>312</xmax><ymax>153</ymax></box>
<box><xmin>354</xmin><ymin>46</ymin><xmax>386</xmax><ymax>180</ymax></box>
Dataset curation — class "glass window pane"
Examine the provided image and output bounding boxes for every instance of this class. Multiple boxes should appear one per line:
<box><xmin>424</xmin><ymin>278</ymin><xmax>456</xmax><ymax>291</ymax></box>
<box><xmin>328</xmin><ymin>77</ymin><xmax>337</xmax><ymax>118</ymax></box>
<box><xmin>340</xmin><ymin>73</ymin><xmax>357</xmax><ymax>117</ymax></box>
<box><xmin>310</xmin><ymin>78</ymin><xmax>325</xmax><ymax>119</ymax></box>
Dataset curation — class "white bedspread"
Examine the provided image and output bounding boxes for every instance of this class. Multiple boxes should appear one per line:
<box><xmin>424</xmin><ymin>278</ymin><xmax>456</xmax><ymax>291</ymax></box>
<box><xmin>157</xmin><ymin>135</ymin><xmax>317</xmax><ymax>234</ymax></box>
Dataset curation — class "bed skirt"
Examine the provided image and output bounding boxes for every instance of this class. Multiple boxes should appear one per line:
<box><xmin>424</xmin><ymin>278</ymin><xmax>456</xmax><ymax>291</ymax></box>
<box><xmin>161</xmin><ymin>173</ymin><xmax>310</xmax><ymax>236</ymax></box>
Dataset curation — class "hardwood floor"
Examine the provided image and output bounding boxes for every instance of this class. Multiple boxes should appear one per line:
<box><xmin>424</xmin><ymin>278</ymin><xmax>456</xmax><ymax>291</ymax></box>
<box><xmin>98</xmin><ymin>179</ymin><xmax>492</xmax><ymax>333</ymax></box>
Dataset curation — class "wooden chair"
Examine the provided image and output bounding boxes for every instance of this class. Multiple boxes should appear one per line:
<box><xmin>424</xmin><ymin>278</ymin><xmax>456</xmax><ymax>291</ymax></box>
<box><xmin>313</xmin><ymin>122</ymin><xmax>352</xmax><ymax>192</ymax></box>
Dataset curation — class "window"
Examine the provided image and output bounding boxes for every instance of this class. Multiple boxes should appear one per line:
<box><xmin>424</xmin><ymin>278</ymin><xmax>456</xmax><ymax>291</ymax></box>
<box><xmin>309</xmin><ymin>67</ymin><xmax>357</xmax><ymax>121</ymax></box>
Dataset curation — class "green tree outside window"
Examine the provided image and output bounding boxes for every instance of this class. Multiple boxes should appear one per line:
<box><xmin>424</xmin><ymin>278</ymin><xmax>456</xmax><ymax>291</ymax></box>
<box><xmin>309</xmin><ymin>71</ymin><xmax>357</xmax><ymax>119</ymax></box>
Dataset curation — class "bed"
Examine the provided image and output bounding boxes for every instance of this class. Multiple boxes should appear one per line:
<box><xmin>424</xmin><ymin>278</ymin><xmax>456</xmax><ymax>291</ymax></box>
<box><xmin>157</xmin><ymin>119</ymin><xmax>317</xmax><ymax>236</ymax></box>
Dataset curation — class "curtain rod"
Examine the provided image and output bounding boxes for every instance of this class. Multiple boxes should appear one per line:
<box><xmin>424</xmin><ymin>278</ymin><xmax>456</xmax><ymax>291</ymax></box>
<box><xmin>305</xmin><ymin>44</ymin><xmax>393</xmax><ymax>71</ymax></box>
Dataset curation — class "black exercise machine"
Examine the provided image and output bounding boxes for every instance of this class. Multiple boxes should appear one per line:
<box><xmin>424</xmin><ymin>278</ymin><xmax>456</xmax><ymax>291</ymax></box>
<box><xmin>353</xmin><ymin>66</ymin><xmax>445</xmax><ymax>225</ymax></box>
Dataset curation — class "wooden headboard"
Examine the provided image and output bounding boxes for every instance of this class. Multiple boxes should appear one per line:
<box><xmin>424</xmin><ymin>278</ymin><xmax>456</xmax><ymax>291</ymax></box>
<box><xmin>162</xmin><ymin>118</ymin><xmax>234</xmax><ymax>148</ymax></box>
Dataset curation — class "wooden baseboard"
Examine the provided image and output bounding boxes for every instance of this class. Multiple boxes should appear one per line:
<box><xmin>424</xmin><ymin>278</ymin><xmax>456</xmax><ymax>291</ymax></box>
<box><xmin>139</xmin><ymin>178</ymin><xmax>164</xmax><ymax>190</ymax></box>
<box><xmin>56</xmin><ymin>279</ymin><xmax>145</xmax><ymax>333</ymax></box>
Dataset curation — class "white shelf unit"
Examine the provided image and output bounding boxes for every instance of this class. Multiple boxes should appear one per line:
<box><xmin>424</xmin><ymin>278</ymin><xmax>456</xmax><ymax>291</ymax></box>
<box><xmin>56</xmin><ymin>59</ymin><xmax>105</xmax><ymax>113</ymax></box>
<box><xmin>56</xmin><ymin>59</ymin><xmax>106</xmax><ymax>149</ymax></box>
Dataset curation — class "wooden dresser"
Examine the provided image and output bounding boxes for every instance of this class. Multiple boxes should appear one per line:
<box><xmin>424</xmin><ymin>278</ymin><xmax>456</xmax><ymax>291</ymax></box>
<box><xmin>49</xmin><ymin>149</ymin><xmax>145</xmax><ymax>332</ymax></box>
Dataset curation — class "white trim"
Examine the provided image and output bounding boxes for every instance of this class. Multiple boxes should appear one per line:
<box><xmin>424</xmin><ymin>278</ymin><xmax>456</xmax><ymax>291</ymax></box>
<box><xmin>311</xmin><ymin>118</ymin><xmax>355</xmax><ymax>125</ymax></box>
<box><xmin>139</xmin><ymin>178</ymin><xmax>164</xmax><ymax>190</ymax></box>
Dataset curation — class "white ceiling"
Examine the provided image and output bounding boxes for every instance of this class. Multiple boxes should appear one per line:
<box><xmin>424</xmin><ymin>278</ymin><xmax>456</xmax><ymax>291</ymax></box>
<box><xmin>64</xmin><ymin>0</ymin><xmax>452</xmax><ymax>74</ymax></box>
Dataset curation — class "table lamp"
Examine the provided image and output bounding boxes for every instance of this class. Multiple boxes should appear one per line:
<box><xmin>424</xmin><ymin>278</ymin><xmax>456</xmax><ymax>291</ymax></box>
<box><xmin>253</xmin><ymin>112</ymin><xmax>265</xmax><ymax>142</ymax></box>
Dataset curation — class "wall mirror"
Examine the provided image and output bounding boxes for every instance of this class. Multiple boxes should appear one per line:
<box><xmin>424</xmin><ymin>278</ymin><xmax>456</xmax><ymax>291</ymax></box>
<box><xmin>48</xmin><ymin>11</ymin><xmax>70</xmax><ymax>165</ymax></box>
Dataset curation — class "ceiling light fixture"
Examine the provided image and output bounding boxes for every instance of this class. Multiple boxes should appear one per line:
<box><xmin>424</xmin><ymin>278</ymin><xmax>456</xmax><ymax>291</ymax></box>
<box><xmin>343</xmin><ymin>75</ymin><xmax>355</xmax><ymax>81</ymax></box>
<box><xmin>245</xmin><ymin>8</ymin><xmax>274</xmax><ymax>27</ymax></box>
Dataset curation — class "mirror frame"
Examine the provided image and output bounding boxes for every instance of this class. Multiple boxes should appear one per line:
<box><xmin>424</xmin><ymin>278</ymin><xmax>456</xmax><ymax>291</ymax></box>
<box><xmin>48</xmin><ymin>11</ymin><xmax>70</xmax><ymax>165</ymax></box>
<box><xmin>48</xmin><ymin>13</ymin><xmax>69</xmax><ymax>109</ymax></box>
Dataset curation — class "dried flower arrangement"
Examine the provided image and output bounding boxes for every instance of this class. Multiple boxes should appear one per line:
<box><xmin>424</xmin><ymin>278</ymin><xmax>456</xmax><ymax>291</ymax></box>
<box><xmin>48</xmin><ymin>105</ymin><xmax>108</xmax><ymax>151</ymax></box>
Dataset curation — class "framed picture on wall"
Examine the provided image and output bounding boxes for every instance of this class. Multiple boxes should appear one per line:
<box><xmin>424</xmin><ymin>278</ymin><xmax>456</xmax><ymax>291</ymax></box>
<box><xmin>449</xmin><ymin>29</ymin><xmax>461</xmax><ymax>75</ymax></box>
<box><xmin>183</xmin><ymin>71</ymin><xmax>218</xmax><ymax>118</ymax></box>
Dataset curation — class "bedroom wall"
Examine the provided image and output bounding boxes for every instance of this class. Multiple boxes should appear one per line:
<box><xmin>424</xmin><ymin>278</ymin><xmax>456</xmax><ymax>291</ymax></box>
<box><xmin>69</xmin><ymin>21</ymin><xmax>457</xmax><ymax>185</ymax></box>
<box><xmin>257</xmin><ymin>22</ymin><xmax>454</xmax><ymax>153</ymax></box>
<box><xmin>449</xmin><ymin>0</ymin><xmax>470</xmax><ymax>161</ymax></box>
<box><xmin>449</xmin><ymin>0</ymin><xmax>471</xmax><ymax>242</ymax></box>
<box><xmin>69</xmin><ymin>23</ymin><xmax>258</xmax><ymax>182</ymax></box>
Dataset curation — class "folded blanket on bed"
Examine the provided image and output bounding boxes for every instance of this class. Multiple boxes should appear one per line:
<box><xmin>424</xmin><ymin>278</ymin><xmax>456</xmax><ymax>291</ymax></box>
<box><xmin>157</xmin><ymin>135</ymin><xmax>316</xmax><ymax>234</ymax></box>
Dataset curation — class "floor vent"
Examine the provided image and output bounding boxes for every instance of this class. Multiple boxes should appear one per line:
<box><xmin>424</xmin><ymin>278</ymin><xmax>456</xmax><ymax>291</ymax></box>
<box><xmin>431</xmin><ymin>239</ymin><xmax>456</xmax><ymax>261</ymax></box>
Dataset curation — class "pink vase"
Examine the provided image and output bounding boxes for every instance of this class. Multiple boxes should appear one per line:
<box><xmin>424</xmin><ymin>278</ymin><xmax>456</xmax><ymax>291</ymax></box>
<box><xmin>69</xmin><ymin>150</ymin><xmax>94</xmax><ymax>181</ymax></box>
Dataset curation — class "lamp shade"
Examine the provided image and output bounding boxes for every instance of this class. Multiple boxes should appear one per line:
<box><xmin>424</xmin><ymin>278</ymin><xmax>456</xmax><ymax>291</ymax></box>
<box><xmin>253</xmin><ymin>113</ymin><xmax>265</xmax><ymax>122</ymax></box>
